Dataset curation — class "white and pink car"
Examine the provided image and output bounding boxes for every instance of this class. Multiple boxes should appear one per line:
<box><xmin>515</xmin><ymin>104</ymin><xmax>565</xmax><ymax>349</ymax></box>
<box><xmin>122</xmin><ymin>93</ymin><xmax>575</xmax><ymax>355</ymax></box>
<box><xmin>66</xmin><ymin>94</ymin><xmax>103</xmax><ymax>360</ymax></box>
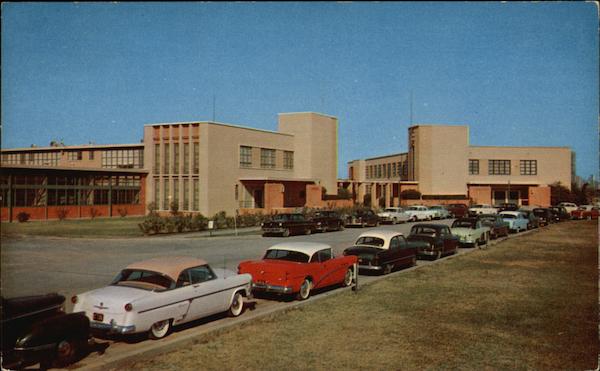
<box><xmin>72</xmin><ymin>256</ymin><xmax>252</xmax><ymax>339</ymax></box>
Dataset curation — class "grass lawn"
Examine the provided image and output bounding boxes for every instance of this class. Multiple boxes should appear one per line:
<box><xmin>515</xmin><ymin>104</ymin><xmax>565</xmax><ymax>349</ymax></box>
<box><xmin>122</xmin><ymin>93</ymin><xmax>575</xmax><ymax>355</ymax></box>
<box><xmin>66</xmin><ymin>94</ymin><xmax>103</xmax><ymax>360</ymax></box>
<box><xmin>127</xmin><ymin>221</ymin><xmax>598</xmax><ymax>370</ymax></box>
<box><xmin>0</xmin><ymin>217</ymin><xmax>146</xmax><ymax>238</ymax></box>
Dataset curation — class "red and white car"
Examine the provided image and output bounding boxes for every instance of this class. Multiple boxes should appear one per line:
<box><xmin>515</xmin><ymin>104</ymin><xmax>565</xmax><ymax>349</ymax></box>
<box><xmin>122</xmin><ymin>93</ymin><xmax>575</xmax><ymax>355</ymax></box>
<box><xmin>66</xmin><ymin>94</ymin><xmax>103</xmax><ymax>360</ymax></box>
<box><xmin>571</xmin><ymin>205</ymin><xmax>599</xmax><ymax>220</ymax></box>
<box><xmin>238</xmin><ymin>242</ymin><xmax>357</xmax><ymax>300</ymax></box>
<box><xmin>72</xmin><ymin>256</ymin><xmax>252</xmax><ymax>339</ymax></box>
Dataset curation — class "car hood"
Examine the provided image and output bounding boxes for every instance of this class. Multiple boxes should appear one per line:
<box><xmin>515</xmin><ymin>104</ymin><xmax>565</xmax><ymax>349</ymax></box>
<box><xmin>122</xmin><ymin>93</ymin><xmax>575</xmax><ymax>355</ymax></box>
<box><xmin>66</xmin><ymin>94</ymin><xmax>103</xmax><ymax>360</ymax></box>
<box><xmin>450</xmin><ymin>228</ymin><xmax>475</xmax><ymax>236</ymax></box>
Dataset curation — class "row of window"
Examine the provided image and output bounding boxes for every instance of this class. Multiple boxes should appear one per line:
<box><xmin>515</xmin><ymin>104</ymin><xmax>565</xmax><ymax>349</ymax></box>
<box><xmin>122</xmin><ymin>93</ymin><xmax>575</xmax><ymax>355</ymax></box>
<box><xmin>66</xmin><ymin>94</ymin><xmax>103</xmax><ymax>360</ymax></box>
<box><xmin>154</xmin><ymin>178</ymin><xmax>200</xmax><ymax>211</ymax></box>
<box><xmin>101</xmin><ymin>149</ymin><xmax>144</xmax><ymax>169</ymax></box>
<box><xmin>1</xmin><ymin>149</ymin><xmax>144</xmax><ymax>169</ymax></box>
<box><xmin>469</xmin><ymin>159</ymin><xmax>537</xmax><ymax>175</ymax></box>
<box><xmin>2</xmin><ymin>152</ymin><xmax>60</xmax><ymax>166</ymax></box>
<box><xmin>0</xmin><ymin>186</ymin><xmax>141</xmax><ymax>207</ymax></box>
<box><xmin>3</xmin><ymin>175</ymin><xmax>142</xmax><ymax>187</ymax></box>
<box><xmin>365</xmin><ymin>161</ymin><xmax>408</xmax><ymax>180</ymax></box>
<box><xmin>154</xmin><ymin>143</ymin><xmax>200</xmax><ymax>174</ymax></box>
<box><xmin>240</xmin><ymin>146</ymin><xmax>294</xmax><ymax>170</ymax></box>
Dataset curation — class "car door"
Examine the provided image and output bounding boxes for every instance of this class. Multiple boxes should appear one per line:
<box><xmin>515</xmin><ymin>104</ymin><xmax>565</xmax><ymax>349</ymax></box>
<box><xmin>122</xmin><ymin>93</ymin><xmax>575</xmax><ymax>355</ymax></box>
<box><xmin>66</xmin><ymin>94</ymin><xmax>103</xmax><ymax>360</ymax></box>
<box><xmin>308</xmin><ymin>249</ymin><xmax>333</xmax><ymax>288</ymax></box>
<box><xmin>440</xmin><ymin>226</ymin><xmax>457</xmax><ymax>253</ymax></box>
<box><xmin>388</xmin><ymin>236</ymin><xmax>403</xmax><ymax>267</ymax></box>
<box><xmin>182</xmin><ymin>265</ymin><xmax>226</xmax><ymax>321</ymax></box>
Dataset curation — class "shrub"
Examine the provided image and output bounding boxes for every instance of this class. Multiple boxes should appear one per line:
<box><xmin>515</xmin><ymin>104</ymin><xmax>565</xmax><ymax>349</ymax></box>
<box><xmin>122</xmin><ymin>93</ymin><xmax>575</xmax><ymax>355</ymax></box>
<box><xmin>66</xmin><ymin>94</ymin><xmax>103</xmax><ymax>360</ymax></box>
<box><xmin>170</xmin><ymin>200</ymin><xmax>180</xmax><ymax>216</ymax></box>
<box><xmin>165</xmin><ymin>218</ymin><xmax>176</xmax><ymax>233</ymax></box>
<box><xmin>147</xmin><ymin>202</ymin><xmax>158</xmax><ymax>216</ymax></box>
<box><xmin>17</xmin><ymin>212</ymin><xmax>30</xmax><ymax>223</ymax></box>
<box><xmin>337</xmin><ymin>187</ymin><xmax>352</xmax><ymax>199</ymax></box>
<box><xmin>138</xmin><ymin>214</ymin><xmax>165</xmax><ymax>235</ymax></box>
<box><xmin>212</xmin><ymin>211</ymin><xmax>231</xmax><ymax>229</ymax></box>
<box><xmin>56</xmin><ymin>207</ymin><xmax>69</xmax><ymax>221</ymax></box>
<box><xmin>117</xmin><ymin>208</ymin><xmax>128</xmax><ymax>218</ymax></box>
<box><xmin>192</xmin><ymin>214</ymin><xmax>208</xmax><ymax>231</ymax></box>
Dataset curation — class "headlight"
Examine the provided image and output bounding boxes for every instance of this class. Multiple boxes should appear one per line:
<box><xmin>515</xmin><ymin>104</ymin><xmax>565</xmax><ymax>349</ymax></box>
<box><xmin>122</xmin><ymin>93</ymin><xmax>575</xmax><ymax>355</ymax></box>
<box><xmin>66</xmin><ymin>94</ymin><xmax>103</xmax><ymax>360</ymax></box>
<box><xmin>278</xmin><ymin>222</ymin><xmax>283</xmax><ymax>227</ymax></box>
<box><xmin>71</xmin><ymin>295</ymin><xmax>78</xmax><ymax>304</ymax></box>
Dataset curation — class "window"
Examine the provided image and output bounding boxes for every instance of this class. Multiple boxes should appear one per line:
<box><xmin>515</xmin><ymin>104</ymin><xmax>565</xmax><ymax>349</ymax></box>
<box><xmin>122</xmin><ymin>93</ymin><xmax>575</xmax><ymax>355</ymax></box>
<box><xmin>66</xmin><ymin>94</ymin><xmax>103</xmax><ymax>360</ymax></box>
<box><xmin>488</xmin><ymin>160</ymin><xmax>511</xmax><ymax>175</ymax></box>
<box><xmin>393</xmin><ymin>163</ymin><xmax>397</xmax><ymax>177</ymax></box>
<box><xmin>164</xmin><ymin>180</ymin><xmax>170</xmax><ymax>210</ymax></box>
<box><xmin>164</xmin><ymin>144</ymin><xmax>170</xmax><ymax>174</ymax></box>
<box><xmin>260</xmin><ymin>148</ymin><xmax>276</xmax><ymax>169</ymax></box>
<box><xmin>284</xmin><ymin>151</ymin><xmax>294</xmax><ymax>169</ymax></box>
<box><xmin>173</xmin><ymin>144</ymin><xmax>179</xmax><ymax>174</ymax></box>
<box><xmin>377</xmin><ymin>164</ymin><xmax>382</xmax><ymax>178</ymax></box>
<box><xmin>193</xmin><ymin>143</ymin><xmax>199</xmax><ymax>174</ymax></box>
<box><xmin>183</xmin><ymin>180</ymin><xmax>189</xmax><ymax>211</ymax></box>
<box><xmin>520</xmin><ymin>160</ymin><xmax>537</xmax><ymax>175</ymax></box>
<box><xmin>387</xmin><ymin>163</ymin><xmax>391</xmax><ymax>178</ymax></box>
<box><xmin>89</xmin><ymin>151</ymin><xmax>95</xmax><ymax>160</ymax></box>
<box><xmin>193</xmin><ymin>179</ymin><xmax>199</xmax><ymax>210</ymax></box>
<box><xmin>469</xmin><ymin>159</ymin><xmax>479</xmax><ymax>175</ymax></box>
<box><xmin>240</xmin><ymin>146</ymin><xmax>252</xmax><ymax>167</ymax></box>
<box><xmin>183</xmin><ymin>144</ymin><xmax>189</xmax><ymax>175</ymax></box>
<box><xmin>154</xmin><ymin>144</ymin><xmax>160</xmax><ymax>173</ymax></box>
<box><xmin>365</xmin><ymin>166</ymin><xmax>369</xmax><ymax>179</ymax></box>
<box><xmin>102</xmin><ymin>148</ymin><xmax>143</xmax><ymax>169</ymax></box>
<box><xmin>68</xmin><ymin>151</ymin><xmax>82</xmax><ymax>161</ymax></box>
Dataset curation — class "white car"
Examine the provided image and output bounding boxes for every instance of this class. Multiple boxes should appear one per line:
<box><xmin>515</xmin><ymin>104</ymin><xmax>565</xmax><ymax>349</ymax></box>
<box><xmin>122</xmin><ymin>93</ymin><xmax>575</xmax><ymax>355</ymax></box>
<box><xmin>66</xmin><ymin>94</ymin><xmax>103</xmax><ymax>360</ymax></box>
<box><xmin>72</xmin><ymin>256</ymin><xmax>252</xmax><ymax>339</ymax></box>
<box><xmin>468</xmin><ymin>204</ymin><xmax>498</xmax><ymax>215</ymax></box>
<box><xmin>557</xmin><ymin>202</ymin><xmax>578</xmax><ymax>214</ymax></box>
<box><xmin>499</xmin><ymin>211</ymin><xmax>529</xmax><ymax>232</ymax></box>
<box><xmin>404</xmin><ymin>205</ymin><xmax>437</xmax><ymax>222</ymax></box>
<box><xmin>428</xmin><ymin>205</ymin><xmax>451</xmax><ymax>219</ymax></box>
<box><xmin>377</xmin><ymin>207</ymin><xmax>410</xmax><ymax>224</ymax></box>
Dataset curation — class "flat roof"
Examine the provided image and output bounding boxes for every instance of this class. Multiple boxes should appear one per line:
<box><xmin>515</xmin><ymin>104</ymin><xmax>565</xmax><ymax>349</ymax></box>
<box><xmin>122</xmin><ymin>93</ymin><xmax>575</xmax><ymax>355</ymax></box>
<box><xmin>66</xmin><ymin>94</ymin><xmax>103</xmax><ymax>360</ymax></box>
<box><xmin>278</xmin><ymin>112</ymin><xmax>338</xmax><ymax>120</ymax></box>
<box><xmin>144</xmin><ymin>121</ymin><xmax>293</xmax><ymax>137</ymax></box>
<box><xmin>1</xmin><ymin>143</ymin><xmax>143</xmax><ymax>153</ymax></box>
<box><xmin>469</xmin><ymin>145</ymin><xmax>571</xmax><ymax>150</ymax></box>
<box><xmin>239</xmin><ymin>177</ymin><xmax>318</xmax><ymax>183</ymax></box>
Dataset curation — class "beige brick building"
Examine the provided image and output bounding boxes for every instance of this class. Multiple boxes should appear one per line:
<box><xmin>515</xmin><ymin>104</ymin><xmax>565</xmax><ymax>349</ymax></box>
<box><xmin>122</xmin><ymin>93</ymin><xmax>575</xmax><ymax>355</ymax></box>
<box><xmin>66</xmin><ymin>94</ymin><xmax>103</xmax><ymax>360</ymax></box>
<box><xmin>345</xmin><ymin>124</ymin><xmax>572</xmax><ymax>208</ymax></box>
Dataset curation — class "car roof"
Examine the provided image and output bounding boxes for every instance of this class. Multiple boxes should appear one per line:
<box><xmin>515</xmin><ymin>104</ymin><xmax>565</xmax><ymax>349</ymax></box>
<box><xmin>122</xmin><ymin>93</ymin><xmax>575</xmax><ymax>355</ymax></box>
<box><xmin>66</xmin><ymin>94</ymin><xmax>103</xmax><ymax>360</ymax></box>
<box><xmin>411</xmin><ymin>223</ymin><xmax>445</xmax><ymax>229</ymax></box>
<box><xmin>357</xmin><ymin>229</ymin><xmax>404</xmax><ymax>240</ymax></box>
<box><xmin>266</xmin><ymin>242</ymin><xmax>331</xmax><ymax>257</ymax></box>
<box><xmin>500</xmin><ymin>211</ymin><xmax>521</xmax><ymax>216</ymax></box>
<box><xmin>126</xmin><ymin>256</ymin><xmax>208</xmax><ymax>282</ymax></box>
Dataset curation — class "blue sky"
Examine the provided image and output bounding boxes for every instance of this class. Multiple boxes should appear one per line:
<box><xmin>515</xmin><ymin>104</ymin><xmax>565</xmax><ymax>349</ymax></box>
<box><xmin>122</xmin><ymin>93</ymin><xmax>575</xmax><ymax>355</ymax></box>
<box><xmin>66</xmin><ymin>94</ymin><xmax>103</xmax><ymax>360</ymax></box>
<box><xmin>2</xmin><ymin>2</ymin><xmax>598</xmax><ymax>179</ymax></box>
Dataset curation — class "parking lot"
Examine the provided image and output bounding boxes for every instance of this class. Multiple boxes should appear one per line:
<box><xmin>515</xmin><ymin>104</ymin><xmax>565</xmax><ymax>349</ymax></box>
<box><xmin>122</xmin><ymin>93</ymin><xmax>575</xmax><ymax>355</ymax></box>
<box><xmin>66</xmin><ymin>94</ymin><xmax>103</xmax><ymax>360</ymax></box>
<box><xmin>0</xmin><ymin>219</ymin><xmax>573</xmax><ymax>370</ymax></box>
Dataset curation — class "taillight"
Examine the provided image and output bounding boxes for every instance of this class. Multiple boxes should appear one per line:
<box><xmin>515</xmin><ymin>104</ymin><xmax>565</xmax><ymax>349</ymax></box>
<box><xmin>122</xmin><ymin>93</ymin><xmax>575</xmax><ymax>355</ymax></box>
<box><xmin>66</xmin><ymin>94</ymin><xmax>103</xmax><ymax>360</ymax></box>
<box><xmin>124</xmin><ymin>303</ymin><xmax>133</xmax><ymax>312</ymax></box>
<box><xmin>71</xmin><ymin>296</ymin><xmax>78</xmax><ymax>304</ymax></box>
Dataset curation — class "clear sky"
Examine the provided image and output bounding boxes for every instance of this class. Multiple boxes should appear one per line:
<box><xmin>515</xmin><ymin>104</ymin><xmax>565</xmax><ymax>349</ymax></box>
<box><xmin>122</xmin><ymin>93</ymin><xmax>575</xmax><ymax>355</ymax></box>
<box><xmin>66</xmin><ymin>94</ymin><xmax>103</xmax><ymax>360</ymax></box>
<box><xmin>2</xmin><ymin>2</ymin><xmax>598</xmax><ymax>179</ymax></box>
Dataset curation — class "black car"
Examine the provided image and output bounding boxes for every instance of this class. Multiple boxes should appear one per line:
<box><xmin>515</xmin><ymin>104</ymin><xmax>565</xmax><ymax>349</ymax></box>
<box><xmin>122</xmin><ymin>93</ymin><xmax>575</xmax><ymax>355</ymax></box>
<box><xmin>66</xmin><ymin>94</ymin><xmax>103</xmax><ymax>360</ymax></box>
<box><xmin>1</xmin><ymin>293</ymin><xmax>91</xmax><ymax>370</ymax></box>
<box><xmin>407</xmin><ymin>223</ymin><xmax>459</xmax><ymax>260</ymax></box>
<box><xmin>477</xmin><ymin>214</ymin><xmax>510</xmax><ymax>239</ymax></box>
<box><xmin>549</xmin><ymin>206</ymin><xmax>570</xmax><ymax>222</ymax></box>
<box><xmin>344</xmin><ymin>209</ymin><xmax>379</xmax><ymax>228</ymax></box>
<box><xmin>519</xmin><ymin>209</ymin><xmax>540</xmax><ymax>229</ymax></box>
<box><xmin>497</xmin><ymin>203</ymin><xmax>519</xmax><ymax>212</ymax></box>
<box><xmin>310</xmin><ymin>210</ymin><xmax>345</xmax><ymax>232</ymax></box>
<box><xmin>261</xmin><ymin>213</ymin><xmax>316</xmax><ymax>237</ymax></box>
<box><xmin>532</xmin><ymin>208</ymin><xmax>553</xmax><ymax>226</ymax></box>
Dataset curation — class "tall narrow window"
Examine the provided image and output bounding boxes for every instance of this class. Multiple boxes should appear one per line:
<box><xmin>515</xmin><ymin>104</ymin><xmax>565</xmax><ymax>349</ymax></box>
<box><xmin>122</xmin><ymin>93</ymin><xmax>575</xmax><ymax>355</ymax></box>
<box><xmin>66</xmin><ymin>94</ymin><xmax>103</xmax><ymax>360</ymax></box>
<box><xmin>164</xmin><ymin>181</ymin><xmax>170</xmax><ymax>210</ymax></box>
<box><xmin>193</xmin><ymin>179</ymin><xmax>199</xmax><ymax>210</ymax></box>
<box><xmin>164</xmin><ymin>144</ymin><xmax>170</xmax><ymax>174</ymax></box>
<box><xmin>193</xmin><ymin>143</ymin><xmax>199</xmax><ymax>174</ymax></box>
<box><xmin>154</xmin><ymin>144</ymin><xmax>160</xmax><ymax>173</ymax></box>
<box><xmin>260</xmin><ymin>148</ymin><xmax>276</xmax><ymax>169</ymax></box>
<box><xmin>154</xmin><ymin>178</ymin><xmax>161</xmax><ymax>209</ymax></box>
<box><xmin>240</xmin><ymin>146</ymin><xmax>252</xmax><ymax>167</ymax></box>
<box><xmin>469</xmin><ymin>159</ymin><xmax>479</xmax><ymax>175</ymax></box>
<box><xmin>284</xmin><ymin>151</ymin><xmax>294</xmax><ymax>169</ymax></box>
<box><xmin>183</xmin><ymin>143</ymin><xmax>189</xmax><ymax>175</ymax></box>
<box><xmin>173</xmin><ymin>144</ymin><xmax>179</xmax><ymax>174</ymax></box>
<box><xmin>173</xmin><ymin>180</ymin><xmax>179</xmax><ymax>208</ymax></box>
<box><xmin>387</xmin><ymin>163</ymin><xmax>391</xmax><ymax>178</ymax></box>
<box><xmin>89</xmin><ymin>151</ymin><xmax>95</xmax><ymax>160</ymax></box>
<box><xmin>183</xmin><ymin>180</ymin><xmax>189</xmax><ymax>211</ymax></box>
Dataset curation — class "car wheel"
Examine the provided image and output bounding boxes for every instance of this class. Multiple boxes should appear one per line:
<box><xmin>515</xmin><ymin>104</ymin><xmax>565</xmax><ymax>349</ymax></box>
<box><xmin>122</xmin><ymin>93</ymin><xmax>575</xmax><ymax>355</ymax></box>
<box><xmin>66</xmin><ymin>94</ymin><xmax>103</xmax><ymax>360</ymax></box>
<box><xmin>374</xmin><ymin>221</ymin><xmax>379</xmax><ymax>227</ymax></box>
<box><xmin>338</xmin><ymin>222</ymin><xmax>345</xmax><ymax>231</ymax></box>
<box><xmin>149</xmin><ymin>319</ymin><xmax>171</xmax><ymax>339</ymax></box>
<box><xmin>411</xmin><ymin>256</ymin><xmax>417</xmax><ymax>267</ymax></box>
<box><xmin>53</xmin><ymin>338</ymin><xmax>79</xmax><ymax>367</ymax></box>
<box><xmin>383</xmin><ymin>264</ymin><xmax>393</xmax><ymax>275</ymax></box>
<box><xmin>435</xmin><ymin>249</ymin><xmax>442</xmax><ymax>260</ymax></box>
<box><xmin>282</xmin><ymin>228</ymin><xmax>290</xmax><ymax>237</ymax></box>
<box><xmin>297</xmin><ymin>279</ymin><xmax>312</xmax><ymax>300</ymax></box>
<box><xmin>305</xmin><ymin>228</ymin><xmax>312</xmax><ymax>235</ymax></box>
<box><xmin>392</xmin><ymin>218</ymin><xmax>398</xmax><ymax>225</ymax></box>
<box><xmin>411</xmin><ymin>216</ymin><xmax>417</xmax><ymax>222</ymax></box>
<box><xmin>343</xmin><ymin>268</ymin><xmax>353</xmax><ymax>286</ymax></box>
<box><xmin>228</xmin><ymin>291</ymin><xmax>244</xmax><ymax>317</ymax></box>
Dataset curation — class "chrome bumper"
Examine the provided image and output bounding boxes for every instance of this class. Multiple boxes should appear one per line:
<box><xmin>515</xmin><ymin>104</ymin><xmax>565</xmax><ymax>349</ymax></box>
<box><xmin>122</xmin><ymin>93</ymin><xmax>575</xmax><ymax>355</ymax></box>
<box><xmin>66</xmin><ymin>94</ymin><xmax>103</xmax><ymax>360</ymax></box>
<box><xmin>358</xmin><ymin>264</ymin><xmax>382</xmax><ymax>271</ymax></box>
<box><xmin>262</xmin><ymin>228</ymin><xmax>286</xmax><ymax>233</ymax></box>
<box><xmin>251</xmin><ymin>282</ymin><xmax>293</xmax><ymax>294</ymax></box>
<box><xmin>91</xmin><ymin>320</ymin><xmax>136</xmax><ymax>334</ymax></box>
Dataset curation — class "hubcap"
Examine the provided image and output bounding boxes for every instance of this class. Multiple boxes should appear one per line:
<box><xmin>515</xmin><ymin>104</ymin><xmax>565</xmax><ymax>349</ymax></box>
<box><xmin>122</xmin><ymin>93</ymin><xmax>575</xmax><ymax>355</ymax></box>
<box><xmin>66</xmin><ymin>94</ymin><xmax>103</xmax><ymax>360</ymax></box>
<box><xmin>57</xmin><ymin>341</ymin><xmax>72</xmax><ymax>358</ymax></box>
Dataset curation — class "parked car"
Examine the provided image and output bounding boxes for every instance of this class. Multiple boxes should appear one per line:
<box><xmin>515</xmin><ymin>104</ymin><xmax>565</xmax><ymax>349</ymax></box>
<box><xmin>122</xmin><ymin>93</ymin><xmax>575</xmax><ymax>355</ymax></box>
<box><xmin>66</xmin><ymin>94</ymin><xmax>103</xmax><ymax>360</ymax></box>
<box><xmin>499</xmin><ymin>211</ymin><xmax>529</xmax><ymax>232</ymax></box>
<box><xmin>343</xmin><ymin>230</ymin><xmax>418</xmax><ymax>274</ymax></box>
<box><xmin>344</xmin><ymin>208</ymin><xmax>379</xmax><ymax>227</ymax></box>
<box><xmin>403</xmin><ymin>205</ymin><xmax>437</xmax><ymax>222</ymax></box>
<box><xmin>468</xmin><ymin>204</ymin><xmax>498</xmax><ymax>216</ymax></box>
<box><xmin>377</xmin><ymin>207</ymin><xmax>410</xmax><ymax>224</ymax></box>
<box><xmin>72</xmin><ymin>257</ymin><xmax>252</xmax><ymax>340</ymax></box>
<box><xmin>310</xmin><ymin>210</ymin><xmax>345</xmax><ymax>232</ymax></box>
<box><xmin>557</xmin><ymin>202</ymin><xmax>578</xmax><ymax>214</ymax></box>
<box><xmin>446</xmin><ymin>203</ymin><xmax>469</xmax><ymax>218</ymax></box>
<box><xmin>519</xmin><ymin>209</ymin><xmax>540</xmax><ymax>229</ymax></box>
<box><xmin>571</xmin><ymin>205</ymin><xmax>599</xmax><ymax>220</ymax></box>
<box><xmin>549</xmin><ymin>206</ymin><xmax>570</xmax><ymax>222</ymax></box>
<box><xmin>262</xmin><ymin>213</ymin><xmax>316</xmax><ymax>237</ymax></box>
<box><xmin>1</xmin><ymin>293</ymin><xmax>91</xmax><ymax>370</ymax></box>
<box><xmin>450</xmin><ymin>218</ymin><xmax>491</xmax><ymax>247</ymax></box>
<box><xmin>477</xmin><ymin>214</ymin><xmax>510</xmax><ymax>239</ymax></box>
<box><xmin>407</xmin><ymin>223</ymin><xmax>459</xmax><ymax>260</ymax></box>
<box><xmin>239</xmin><ymin>242</ymin><xmax>356</xmax><ymax>300</ymax></box>
<box><xmin>428</xmin><ymin>205</ymin><xmax>451</xmax><ymax>219</ymax></box>
<box><xmin>497</xmin><ymin>203</ymin><xmax>519</xmax><ymax>212</ymax></box>
<box><xmin>532</xmin><ymin>208</ymin><xmax>553</xmax><ymax>226</ymax></box>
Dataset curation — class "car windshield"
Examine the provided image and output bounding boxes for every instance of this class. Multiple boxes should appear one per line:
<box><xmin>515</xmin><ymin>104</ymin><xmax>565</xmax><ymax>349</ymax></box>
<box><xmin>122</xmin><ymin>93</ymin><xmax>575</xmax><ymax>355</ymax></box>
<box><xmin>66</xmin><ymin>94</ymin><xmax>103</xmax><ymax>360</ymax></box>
<box><xmin>501</xmin><ymin>214</ymin><xmax>516</xmax><ymax>219</ymax></box>
<box><xmin>452</xmin><ymin>220</ymin><xmax>475</xmax><ymax>228</ymax></box>
<box><xmin>411</xmin><ymin>226</ymin><xmax>437</xmax><ymax>236</ymax></box>
<box><xmin>355</xmin><ymin>236</ymin><xmax>385</xmax><ymax>248</ymax></box>
<box><xmin>406</xmin><ymin>206</ymin><xmax>421</xmax><ymax>210</ymax></box>
<box><xmin>111</xmin><ymin>269</ymin><xmax>174</xmax><ymax>291</ymax></box>
<box><xmin>271</xmin><ymin>214</ymin><xmax>290</xmax><ymax>222</ymax></box>
<box><xmin>472</xmin><ymin>205</ymin><xmax>486</xmax><ymax>208</ymax></box>
<box><xmin>263</xmin><ymin>249</ymin><xmax>310</xmax><ymax>263</ymax></box>
<box><xmin>429</xmin><ymin>206</ymin><xmax>442</xmax><ymax>210</ymax></box>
